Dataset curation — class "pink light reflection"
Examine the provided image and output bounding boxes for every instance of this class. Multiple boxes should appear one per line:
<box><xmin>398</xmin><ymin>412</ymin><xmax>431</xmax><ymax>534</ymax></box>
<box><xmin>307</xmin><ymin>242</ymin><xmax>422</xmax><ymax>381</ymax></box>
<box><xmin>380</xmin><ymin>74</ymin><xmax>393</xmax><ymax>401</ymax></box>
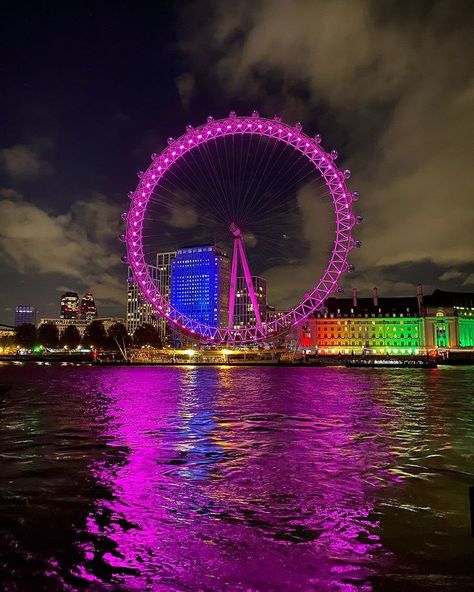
<box><xmin>79</xmin><ymin>367</ymin><xmax>400</xmax><ymax>591</ymax></box>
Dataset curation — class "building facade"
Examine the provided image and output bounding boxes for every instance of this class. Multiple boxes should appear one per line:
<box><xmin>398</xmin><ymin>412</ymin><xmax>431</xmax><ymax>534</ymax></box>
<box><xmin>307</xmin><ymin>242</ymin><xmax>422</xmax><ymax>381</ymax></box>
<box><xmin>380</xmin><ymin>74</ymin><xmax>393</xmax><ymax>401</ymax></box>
<box><xmin>39</xmin><ymin>317</ymin><xmax>125</xmax><ymax>337</ymax></box>
<box><xmin>126</xmin><ymin>251</ymin><xmax>176</xmax><ymax>338</ymax></box>
<box><xmin>80</xmin><ymin>293</ymin><xmax>98</xmax><ymax>320</ymax></box>
<box><xmin>233</xmin><ymin>276</ymin><xmax>267</xmax><ymax>328</ymax></box>
<box><xmin>14</xmin><ymin>305</ymin><xmax>37</xmax><ymax>327</ymax></box>
<box><xmin>170</xmin><ymin>246</ymin><xmax>230</xmax><ymax>327</ymax></box>
<box><xmin>60</xmin><ymin>292</ymin><xmax>79</xmax><ymax>319</ymax></box>
<box><xmin>298</xmin><ymin>288</ymin><xmax>474</xmax><ymax>354</ymax></box>
<box><xmin>126</xmin><ymin>265</ymin><xmax>159</xmax><ymax>336</ymax></box>
<box><xmin>156</xmin><ymin>251</ymin><xmax>176</xmax><ymax>339</ymax></box>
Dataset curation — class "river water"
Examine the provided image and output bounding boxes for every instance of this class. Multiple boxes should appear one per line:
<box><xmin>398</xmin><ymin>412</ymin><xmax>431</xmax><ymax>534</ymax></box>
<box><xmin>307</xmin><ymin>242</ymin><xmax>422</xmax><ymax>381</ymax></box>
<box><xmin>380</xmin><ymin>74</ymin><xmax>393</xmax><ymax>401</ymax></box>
<box><xmin>0</xmin><ymin>364</ymin><xmax>473</xmax><ymax>591</ymax></box>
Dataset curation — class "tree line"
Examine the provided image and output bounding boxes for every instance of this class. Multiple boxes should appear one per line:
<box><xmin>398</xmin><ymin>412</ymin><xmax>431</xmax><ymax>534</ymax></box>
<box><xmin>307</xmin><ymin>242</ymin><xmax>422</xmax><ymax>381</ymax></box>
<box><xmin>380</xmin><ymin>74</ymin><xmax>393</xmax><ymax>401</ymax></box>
<box><xmin>9</xmin><ymin>321</ymin><xmax>163</xmax><ymax>350</ymax></box>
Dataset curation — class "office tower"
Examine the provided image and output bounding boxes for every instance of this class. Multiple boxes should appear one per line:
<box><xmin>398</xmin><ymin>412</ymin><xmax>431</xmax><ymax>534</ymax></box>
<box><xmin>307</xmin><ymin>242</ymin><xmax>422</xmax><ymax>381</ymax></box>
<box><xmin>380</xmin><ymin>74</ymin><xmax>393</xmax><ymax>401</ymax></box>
<box><xmin>170</xmin><ymin>245</ymin><xmax>230</xmax><ymax>327</ymax></box>
<box><xmin>14</xmin><ymin>305</ymin><xmax>37</xmax><ymax>327</ymax></box>
<box><xmin>126</xmin><ymin>251</ymin><xmax>176</xmax><ymax>337</ymax></box>
<box><xmin>234</xmin><ymin>276</ymin><xmax>267</xmax><ymax>328</ymax></box>
<box><xmin>80</xmin><ymin>292</ymin><xmax>98</xmax><ymax>320</ymax></box>
<box><xmin>60</xmin><ymin>292</ymin><xmax>79</xmax><ymax>319</ymax></box>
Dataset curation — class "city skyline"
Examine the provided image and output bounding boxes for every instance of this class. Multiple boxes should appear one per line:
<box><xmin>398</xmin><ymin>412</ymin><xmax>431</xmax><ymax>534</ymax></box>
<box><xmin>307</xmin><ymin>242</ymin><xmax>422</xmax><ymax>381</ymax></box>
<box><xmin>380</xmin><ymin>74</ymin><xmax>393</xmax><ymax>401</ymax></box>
<box><xmin>2</xmin><ymin>4</ymin><xmax>474</xmax><ymax>591</ymax></box>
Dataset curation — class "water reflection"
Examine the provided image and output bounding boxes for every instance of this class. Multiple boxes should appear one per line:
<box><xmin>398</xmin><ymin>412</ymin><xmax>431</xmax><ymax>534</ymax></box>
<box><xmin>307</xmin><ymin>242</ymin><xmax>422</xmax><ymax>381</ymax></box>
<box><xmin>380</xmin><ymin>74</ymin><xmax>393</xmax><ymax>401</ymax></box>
<box><xmin>1</xmin><ymin>365</ymin><xmax>473</xmax><ymax>591</ymax></box>
<box><xmin>79</xmin><ymin>368</ymin><xmax>403</xmax><ymax>591</ymax></box>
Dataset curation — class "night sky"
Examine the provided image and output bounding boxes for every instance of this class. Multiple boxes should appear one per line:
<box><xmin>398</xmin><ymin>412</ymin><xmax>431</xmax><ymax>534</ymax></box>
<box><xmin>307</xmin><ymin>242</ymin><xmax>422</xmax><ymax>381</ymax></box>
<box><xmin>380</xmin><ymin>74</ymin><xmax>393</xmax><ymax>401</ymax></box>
<box><xmin>1</xmin><ymin>1</ymin><xmax>473</xmax><ymax>324</ymax></box>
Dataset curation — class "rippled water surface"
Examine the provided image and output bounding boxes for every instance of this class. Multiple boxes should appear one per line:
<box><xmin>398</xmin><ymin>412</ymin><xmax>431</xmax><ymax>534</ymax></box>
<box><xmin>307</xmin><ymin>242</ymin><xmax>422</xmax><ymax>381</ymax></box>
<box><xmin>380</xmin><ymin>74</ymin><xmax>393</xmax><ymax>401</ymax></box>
<box><xmin>1</xmin><ymin>365</ymin><xmax>474</xmax><ymax>591</ymax></box>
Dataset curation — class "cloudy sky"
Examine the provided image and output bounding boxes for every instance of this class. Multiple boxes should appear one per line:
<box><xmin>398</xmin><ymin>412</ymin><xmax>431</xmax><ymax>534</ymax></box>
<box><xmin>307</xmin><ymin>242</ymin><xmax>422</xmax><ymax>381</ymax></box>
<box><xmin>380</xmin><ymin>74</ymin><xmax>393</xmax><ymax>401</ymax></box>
<box><xmin>1</xmin><ymin>1</ymin><xmax>473</xmax><ymax>323</ymax></box>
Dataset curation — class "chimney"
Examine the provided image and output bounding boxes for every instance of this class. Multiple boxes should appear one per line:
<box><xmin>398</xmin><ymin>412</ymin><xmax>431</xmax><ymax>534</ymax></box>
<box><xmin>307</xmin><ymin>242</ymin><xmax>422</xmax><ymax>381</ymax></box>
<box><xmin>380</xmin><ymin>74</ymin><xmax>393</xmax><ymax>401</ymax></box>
<box><xmin>416</xmin><ymin>284</ymin><xmax>423</xmax><ymax>313</ymax></box>
<box><xmin>372</xmin><ymin>287</ymin><xmax>378</xmax><ymax>307</ymax></box>
<box><xmin>352</xmin><ymin>287</ymin><xmax>358</xmax><ymax>307</ymax></box>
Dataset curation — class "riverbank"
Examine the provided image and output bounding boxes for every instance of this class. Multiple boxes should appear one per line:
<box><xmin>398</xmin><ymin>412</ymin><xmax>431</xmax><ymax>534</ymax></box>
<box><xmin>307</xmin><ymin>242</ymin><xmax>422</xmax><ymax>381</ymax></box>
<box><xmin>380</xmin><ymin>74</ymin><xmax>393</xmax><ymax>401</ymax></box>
<box><xmin>1</xmin><ymin>352</ymin><xmax>474</xmax><ymax>366</ymax></box>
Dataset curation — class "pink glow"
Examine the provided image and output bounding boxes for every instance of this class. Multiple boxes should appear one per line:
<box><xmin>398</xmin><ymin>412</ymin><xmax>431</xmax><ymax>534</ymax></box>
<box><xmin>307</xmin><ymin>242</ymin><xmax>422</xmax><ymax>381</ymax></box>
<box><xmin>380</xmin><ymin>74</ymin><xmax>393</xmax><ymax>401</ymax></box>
<box><xmin>125</xmin><ymin>114</ymin><xmax>359</xmax><ymax>344</ymax></box>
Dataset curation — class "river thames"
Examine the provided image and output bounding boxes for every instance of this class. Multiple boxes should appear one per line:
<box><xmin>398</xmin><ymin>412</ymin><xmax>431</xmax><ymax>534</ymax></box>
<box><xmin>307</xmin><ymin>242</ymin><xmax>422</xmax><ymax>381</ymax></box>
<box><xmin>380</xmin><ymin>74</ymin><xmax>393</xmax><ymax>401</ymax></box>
<box><xmin>0</xmin><ymin>364</ymin><xmax>473</xmax><ymax>591</ymax></box>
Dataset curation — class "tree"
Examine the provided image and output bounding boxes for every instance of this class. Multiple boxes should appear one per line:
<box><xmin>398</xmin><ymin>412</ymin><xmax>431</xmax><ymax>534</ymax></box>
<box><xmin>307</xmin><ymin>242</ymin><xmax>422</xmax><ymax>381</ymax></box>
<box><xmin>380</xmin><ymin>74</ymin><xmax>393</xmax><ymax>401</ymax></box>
<box><xmin>15</xmin><ymin>323</ymin><xmax>37</xmax><ymax>349</ymax></box>
<box><xmin>82</xmin><ymin>320</ymin><xmax>107</xmax><ymax>349</ymax></box>
<box><xmin>38</xmin><ymin>322</ymin><xmax>60</xmax><ymax>348</ymax></box>
<box><xmin>107</xmin><ymin>322</ymin><xmax>131</xmax><ymax>350</ymax></box>
<box><xmin>60</xmin><ymin>325</ymin><xmax>81</xmax><ymax>349</ymax></box>
<box><xmin>133</xmin><ymin>323</ymin><xmax>162</xmax><ymax>348</ymax></box>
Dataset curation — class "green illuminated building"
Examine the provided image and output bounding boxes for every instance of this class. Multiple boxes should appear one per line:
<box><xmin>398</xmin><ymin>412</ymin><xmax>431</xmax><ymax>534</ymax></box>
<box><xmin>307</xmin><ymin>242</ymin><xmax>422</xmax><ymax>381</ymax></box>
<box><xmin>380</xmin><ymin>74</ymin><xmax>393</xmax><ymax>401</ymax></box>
<box><xmin>299</xmin><ymin>288</ymin><xmax>474</xmax><ymax>354</ymax></box>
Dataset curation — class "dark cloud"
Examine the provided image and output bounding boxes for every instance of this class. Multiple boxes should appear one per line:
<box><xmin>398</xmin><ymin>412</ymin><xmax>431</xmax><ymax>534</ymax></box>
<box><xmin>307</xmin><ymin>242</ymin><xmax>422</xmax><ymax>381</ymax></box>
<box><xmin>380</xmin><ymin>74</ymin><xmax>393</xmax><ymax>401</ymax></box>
<box><xmin>0</xmin><ymin>192</ymin><xmax>124</xmax><ymax>306</ymax></box>
<box><xmin>168</xmin><ymin>202</ymin><xmax>199</xmax><ymax>229</ymax></box>
<box><xmin>175</xmin><ymin>73</ymin><xmax>196</xmax><ymax>109</ymax></box>
<box><xmin>0</xmin><ymin>142</ymin><xmax>54</xmax><ymax>178</ymax></box>
<box><xmin>179</xmin><ymin>0</ymin><xmax>474</xmax><ymax>297</ymax></box>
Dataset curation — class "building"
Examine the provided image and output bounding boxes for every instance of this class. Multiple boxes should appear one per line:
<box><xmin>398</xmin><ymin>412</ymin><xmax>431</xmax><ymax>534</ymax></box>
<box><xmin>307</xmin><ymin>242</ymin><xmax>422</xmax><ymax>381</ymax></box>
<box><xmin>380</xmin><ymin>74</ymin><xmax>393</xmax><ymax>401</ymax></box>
<box><xmin>0</xmin><ymin>324</ymin><xmax>15</xmax><ymax>339</ymax></box>
<box><xmin>60</xmin><ymin>292</ymin><xmax>79</xmax><ymax>319</ymax></box>
<box><xmin>266</xmin><ymin>307</ymin><xmax>287</xmax><ymax>323</ymax></box>
<box><xmin>170</xmin><ymin>245</ymin><xmax>230</xmax><ymax>327</ymax></box>
<box><xmin>126</xmin><ymin>251</ymin><xmax>176</xmax><ymax>337</ymax></box>
<box><xmin>422</xmin><ymin>289</ymin><xmax>474</xmax><ymax>349</ymax></box>
<box><xmin>39</xmin><ymin>317</ymin><xmax>125</xmax><ymax>337</ymax></box>
<box><xmin>298</xmin><ymin>287</ymin><xmax>474</xmax><ymax>354</ymax></box>
<box><xmin>233</xmin><ymin>276</ymin><xmax>267</xmax><ymax>328</ymax></box>
<box><xmin>14</xmin><ymin>305</ymin><xmax>37</xmax><ymax>327</ymax></box>
<box><xmin>80</xmin><ymin>293</ymin><xmax>98</xmax><ymax>320</ymax></box>
<box><xmin>156</xmin><ymin>251</ymin><xmax>176</xmax><ymax>339</ymax></box>
<box><xmin>126</xmin><ymin>265</ymin><xmax>159</xmax><ymax>336</ymax></box>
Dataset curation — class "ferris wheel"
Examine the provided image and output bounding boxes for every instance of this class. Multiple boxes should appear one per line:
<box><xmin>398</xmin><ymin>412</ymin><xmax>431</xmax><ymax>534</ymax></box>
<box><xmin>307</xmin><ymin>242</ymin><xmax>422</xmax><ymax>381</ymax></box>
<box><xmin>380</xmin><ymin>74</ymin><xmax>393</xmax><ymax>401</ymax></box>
<box><xmin>122</xmin><ymin>111</ymin><xmax>361</xmax><ymax>344</ymax></box>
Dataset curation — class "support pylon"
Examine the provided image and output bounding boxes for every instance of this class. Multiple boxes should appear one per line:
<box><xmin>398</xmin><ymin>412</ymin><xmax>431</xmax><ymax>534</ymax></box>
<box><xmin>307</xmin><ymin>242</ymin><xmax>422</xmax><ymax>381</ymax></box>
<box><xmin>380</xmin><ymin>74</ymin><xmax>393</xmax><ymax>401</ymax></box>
<box><xmin>228</xmin><ymin>223</ymin><xmax>263</xmax><ymax>330</ymax></box>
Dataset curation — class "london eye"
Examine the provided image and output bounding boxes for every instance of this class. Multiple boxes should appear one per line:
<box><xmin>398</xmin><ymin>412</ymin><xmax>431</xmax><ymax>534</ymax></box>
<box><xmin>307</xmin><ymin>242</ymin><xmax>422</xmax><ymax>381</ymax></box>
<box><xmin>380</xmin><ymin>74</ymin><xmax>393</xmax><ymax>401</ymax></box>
<box><xmin>122</xmin><ymin>112</ymin><xmax>361</xmax><ymax>344</ymax></box>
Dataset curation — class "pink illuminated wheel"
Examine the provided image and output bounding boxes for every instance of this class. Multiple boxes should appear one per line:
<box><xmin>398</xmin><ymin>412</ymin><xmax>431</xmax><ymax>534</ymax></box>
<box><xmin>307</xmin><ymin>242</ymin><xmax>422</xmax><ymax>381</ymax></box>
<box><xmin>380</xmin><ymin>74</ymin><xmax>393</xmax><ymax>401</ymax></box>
<box><xmin>123</xmin><ymin>112</ymin><xmax>361</xmax><ymax>344</ymax></box>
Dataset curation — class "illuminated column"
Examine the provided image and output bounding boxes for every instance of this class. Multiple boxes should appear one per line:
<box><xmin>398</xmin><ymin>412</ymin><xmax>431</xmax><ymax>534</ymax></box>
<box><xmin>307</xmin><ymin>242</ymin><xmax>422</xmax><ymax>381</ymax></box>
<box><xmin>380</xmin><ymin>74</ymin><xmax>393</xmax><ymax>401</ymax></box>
<box><xmin>228</xmin><ymin>240</ymin><xmax>239</xmax><ymax>329</ymax></box>
<box><xmin>228</xmin><ymin>222</ymin><xmax>262</xmax><ymax>329</ymax></box>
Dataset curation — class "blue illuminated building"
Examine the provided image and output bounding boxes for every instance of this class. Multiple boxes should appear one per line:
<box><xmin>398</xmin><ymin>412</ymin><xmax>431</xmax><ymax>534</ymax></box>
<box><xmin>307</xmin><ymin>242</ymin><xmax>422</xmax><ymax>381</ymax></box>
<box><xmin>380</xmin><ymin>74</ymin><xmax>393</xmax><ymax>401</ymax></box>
<box><xmin>170</xmin><ymin>246</ymin><xmax>230</xmax><ymax>327</ymax></box>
